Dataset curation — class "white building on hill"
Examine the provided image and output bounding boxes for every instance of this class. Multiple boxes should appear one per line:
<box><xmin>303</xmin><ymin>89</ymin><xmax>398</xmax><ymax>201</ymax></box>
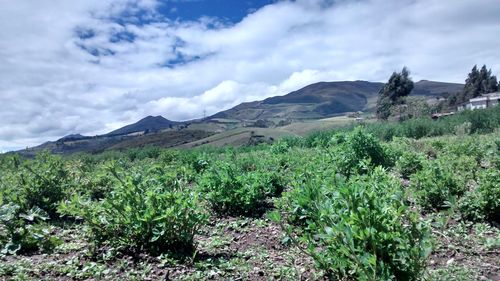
<box><xmin>458</xmin><ymin>92</ymin><xmax>500</xmax><ymax>111</ymax></box>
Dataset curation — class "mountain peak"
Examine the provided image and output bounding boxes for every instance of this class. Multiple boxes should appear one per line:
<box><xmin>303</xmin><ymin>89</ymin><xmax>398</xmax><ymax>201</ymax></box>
<box><xmin>57</xmin><ymin>134</ymin><xmax>86</xmax><ymax>141</ymax></box>
<box><xmin>106</xmin><ymin>115</ymin><xmax>179</xmax><ymax>136</ymax></box>
<box><xmin>142</xmin><ymin>115</ymin><xmax>167</xmax><ymax>120</ymax></box>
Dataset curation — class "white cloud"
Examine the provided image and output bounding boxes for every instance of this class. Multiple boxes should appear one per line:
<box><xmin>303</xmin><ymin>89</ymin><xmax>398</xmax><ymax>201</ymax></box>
<box><xmin>0</xmin><ymin>0</ymin><xmax>499</xmax><ymax>150</ymax></box>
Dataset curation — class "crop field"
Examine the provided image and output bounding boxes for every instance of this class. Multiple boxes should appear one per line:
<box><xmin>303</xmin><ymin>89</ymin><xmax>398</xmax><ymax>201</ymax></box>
<box><xmin>0</xmin><ymin>107</ymin><xmax>499</xmax><ymax>280</ymax></box>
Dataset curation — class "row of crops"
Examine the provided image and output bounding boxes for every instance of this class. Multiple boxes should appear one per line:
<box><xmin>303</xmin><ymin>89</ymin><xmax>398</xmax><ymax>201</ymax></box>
<box><xmin>1</xmin><ymin>113</ymin><xmax>499</xmax><ymax>279</ymax></box>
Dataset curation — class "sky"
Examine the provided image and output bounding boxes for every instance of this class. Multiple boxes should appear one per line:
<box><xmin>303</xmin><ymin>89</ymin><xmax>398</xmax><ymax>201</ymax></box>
<box><xmin>1</xmin><ymin>0</ymin><xmax>499</xmax><ymax>151</ymax></box>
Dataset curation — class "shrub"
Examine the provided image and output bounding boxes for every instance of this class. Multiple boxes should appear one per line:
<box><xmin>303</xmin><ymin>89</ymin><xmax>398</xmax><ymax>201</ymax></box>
<box><xmin>60</xmin><ymin>162</ymin><xmax>207</xmax><ymax>256</ymax></box>
<box><xmin>270</xmin><ymin>140</ymin><xmax>291</xmax><ymax>154</ymax></box>
<box><xmin>198</xmin><ymin>156</ymin><xmax>286</xmax><ymax>216</ymax></box>
<box><xmin>279</xmin><ymin>136</ymin><xmax>304</xmax><ymax>148</ymax></box>
<box><xmin>396</xmin><ymin>150</ymin><xmax>425</xmax><ymax>179</ymax></box>
<box><xmin>7</xmin><ymin>152</ymin><xmax>71</xmax><ymax>218</ymax></box>
<box><xmin>276</xmin><ymin>168</ymin><xmax>431</xmax><ymax>280</ymax></box>
<box><xmin>330</xmin><ymin>128</ymin><xmax>392</xmax><ymax>176</ymax></box>
<box><xmin>410</xmin><ymin>159</ymin><xmax>466</xmax><ymax>210</ymax></box>
<box><xmin>459</xmin><ymin>168</ymin><xmax>500</xmax><ymax>223</ymax></box>
<box><xmin>454</xmin><ymin>122</ymin><xmax>472</xmax><ymax>136</ymax></box>
<box><xmin>0</xmin><ymin>204</ymin><xmax>61</xmax><ymax>255</ymax></box>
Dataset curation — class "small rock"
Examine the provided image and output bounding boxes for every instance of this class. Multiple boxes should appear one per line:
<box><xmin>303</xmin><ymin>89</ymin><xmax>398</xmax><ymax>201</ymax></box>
<box><xmin>446</xmin><ymin>258</ymin><xmax>454</xmax><ymax>266</ymax></box>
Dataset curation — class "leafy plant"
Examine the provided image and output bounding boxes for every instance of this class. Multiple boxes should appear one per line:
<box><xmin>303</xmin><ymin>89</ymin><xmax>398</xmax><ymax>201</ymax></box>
<box><xmin>410</xmin><ymin>156</ymin><xmax>471</xmax><ymax>210</ymax></box>
<box><xmin>60</xmin><ymin>161</ymin><xmax>207</xmax><ymax>256</ymax></box>
<box><xmin>276</xmin><ymin>168</ymin><xmax>431</xmax><ymax>280</ymax></box>
<box><xmin>459</xmin><ymin>168</ymin><xmax>500</xmax><ymax>223</ymax></box>
<box><xmin>0</xmin><ymin>203</ymin><xmax>61</xmax><ymax>255</ymax></box>
<box><xmin>330</xmin><ymin>127</ymin><xmax>392</xmax><ymax>176</ymax></box>
<box><xmin>396</xmin><ymin>150</ymin><xmax>425</xmax><ymax>179</ymax></box>
<box><xmin>8</xmin><ymin>152</ymin><xmax>70</xmax><ymax>218</ymax></box>
<box><xmin>198</xmin><ymin>156</ymin><xmax>286</xmax><ymax>216</ymax></box>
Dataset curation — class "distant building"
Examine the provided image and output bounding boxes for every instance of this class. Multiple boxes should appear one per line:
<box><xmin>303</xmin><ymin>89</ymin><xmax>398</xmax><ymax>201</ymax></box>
<box><xmin>458</xmin><ymin>92</ymin><xmax>500</xmax><ymax>111</ymax></box>
<box><xmin>431</xmin><ymin>112</ymin><xmax>454</xmax><ymax>120</ymax></box>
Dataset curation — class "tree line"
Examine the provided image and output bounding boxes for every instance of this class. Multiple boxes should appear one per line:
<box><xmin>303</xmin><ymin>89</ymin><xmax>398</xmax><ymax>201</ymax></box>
<box><xmin>376</xmin><ymin>65</ymin><xmax>499</xmax><ymax>120</ymax></box>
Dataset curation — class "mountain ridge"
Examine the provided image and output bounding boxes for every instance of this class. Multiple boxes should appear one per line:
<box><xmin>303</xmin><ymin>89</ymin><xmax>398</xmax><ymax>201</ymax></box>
<box><xmin>210</xmin><ymin>80</ymin><xmax>463</xmax><ymax>121</ymax></box>
<box><xmin>106</xmin><ymin>115</ymin><xmax>179</xmax><ymax>136</ymax></box>
<box><xmin>17</xmin><ymin>79</ymin><xmax>464</xmax><ymax>155</ymax></box>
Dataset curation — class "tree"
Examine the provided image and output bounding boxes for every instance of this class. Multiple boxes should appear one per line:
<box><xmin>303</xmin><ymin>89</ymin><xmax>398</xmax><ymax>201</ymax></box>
<box><xmin>403</xmin><ymin>96</ymin><xmax>431</xmax><ymax>119</ymax></box>
<box><xmin>458</xmin><ymin>65</ymin><xmax>498</xmax><ymax>104</ymax></box>
<box><xmin>376</xmin><ymin>67</ymin><xmax>414</xmax><ymax>120</ymax></box>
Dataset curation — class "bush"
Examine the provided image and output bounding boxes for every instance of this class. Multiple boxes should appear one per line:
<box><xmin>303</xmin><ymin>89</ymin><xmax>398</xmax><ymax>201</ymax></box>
<box><xmin>396</xmin><ymin>150</ymin><xmax>425</xmax><ymax>179</ymax></box>
<box><xmin>330</xmin><ymin>128</ymin><xmax>392</xmax><ymax>176</ymax></box>
<box><xmin>459</xmin><ymin>168</ymin><xmax>500</xmax><ymax>223</ymax></box>
<box><xmin>454</xmin><ymin>122</ymin><xmax>472</xmax><ymax>136</ymax></box>
<box><xmin>0</xmin><ymin>204</ymin><xmax>61</xmax><ymax>255</ymax></box>
<box><xmin>7</xmin><ymin>153</ymin><xmax>70</xmax><ymax>218</ymax></box>
<box><xmin>198</xmin><ymin>156</ymin><xmax>286</xmax><ymax>216</ymax></box>
<box><xmin>276</xmin><ymin>168</ymin><xmax>431</xmax><ymax>280</ymax></box>
<box><xmin>410</xmin><ymin>158</ymin><xmax>466</xmax><ymax>210</ymax></box>
<box><xmin>60</xmin><ymin>162</ymin><xmax>207</xmax><ymax>256</ymax></box>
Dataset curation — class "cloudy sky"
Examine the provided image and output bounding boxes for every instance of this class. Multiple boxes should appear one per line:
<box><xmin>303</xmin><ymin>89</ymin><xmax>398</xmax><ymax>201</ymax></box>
<box><xmin>1</xmin><ymin>0</ymin><xmax>499</xmax><ymax>151</ymax></box>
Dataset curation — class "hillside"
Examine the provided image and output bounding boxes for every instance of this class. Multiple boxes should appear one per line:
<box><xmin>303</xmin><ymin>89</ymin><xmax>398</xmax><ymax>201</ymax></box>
<box><xmin>16</xmin><ymin>80</ymin><xmax>464</xmax><ymax>155</ymax></box>
<box><xmin>410</xmin><ymin>80</ymin><xmax>463</xmax><ymax>97</ymax></box>
<box><xmin>106</xmin><ymin>115</ymin><xmax>179</xmax><ymax>136</ymax></box>
<box><xmin>210</xmin><ymin>80</ymin><xmax>463</xmax><ymax>122</ymax></box>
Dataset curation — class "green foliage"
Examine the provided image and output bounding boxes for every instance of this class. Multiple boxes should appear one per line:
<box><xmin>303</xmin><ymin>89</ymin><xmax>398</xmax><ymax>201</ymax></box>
<box><xmin>197</xmin><ymin>155</ymin><xmax>286</xmax><ymax>216</ymax></box>
<box><xmin>1</xmin><ymin>114</ymin><xmax>498</xmax><ymax>279</ymax></box>
<box><xmin>459</xmin><ymin>168</ymin><xmax>500</xmax><ymax>223</ymax></box>
<box><xmin>2</xmin><ymin>152</ymin><xmax>70</xmax><ymax>218</ymax></box>
<box><xmin>0</xmin><ymin>204</ymin><xmax>61</xmax><ymax>255</ymax></box>
<box><xmin>396</xmin><ymin>150</ymin><xmax>425</xmax><ymax>179</ymax></box>
<box><xmin>124</xmin><ymin>146</ymin><xmax>163</xmax><ymax>161</ymax></box>
<box><xmin>60</xmin><ymin>162</ymin><xmax>207</xmax><ymax>256</ymax></box>
<box><xmin>402</xmin><ymin>96</ymin><xmax>431</xmax><ymax>119</ymax></box>
<box><xmin>453</xmin><ymin>65</ymin><xmax>498</xmax><ymax>105</ymax></box>
<box><xmin>410</xmin><ymin>158</ymin><xmax>466</xmax><ymax>210</ymax></box>
<box><xmin>270</xmin><ymin>139</ymin><xmax>291</xmax><ymax>154</ymax></box>
<box><xmin>330</xmin><ymin>128</ymin><xmax>392</xmax><ymax>176</ymax></box>
<box><xmin>376</xmin><ymin>67</ymin><xmax>414</xmax><ymax>120</ymax></box>
<box><xmin>278</xmin><ymin>168</ymin><xmax>431</xmax><ymax>281</ymax></box>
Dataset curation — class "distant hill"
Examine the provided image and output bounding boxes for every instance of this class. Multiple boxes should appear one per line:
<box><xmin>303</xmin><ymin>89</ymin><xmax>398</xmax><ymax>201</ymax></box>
<box><xmin>106</xmin><ymin>115</ymin><xmax>179</xmax><ymax>136</ymax></box>
<box><xmin>20</xmin><ymin>129</ymin><xmax>212</xmax><ymax>157</ymax></box>
<box><xmin>210</xmin><ymin>80</ymin><xmax>463</xmax><ymax>121</ymax></box>
<box><xmin>16</xmin><ymin>79</ymin><xmax>464</xmax><ymax>155</ymax></box>
<box><xmin>57</xmin><ymin>134</ymin><xmax>88</xmax><ymax>141</ymax></box>
<box><xmin>411</xmin><ymin>80</ymin><xmax>463</xmax><ymax>97</ymax></box>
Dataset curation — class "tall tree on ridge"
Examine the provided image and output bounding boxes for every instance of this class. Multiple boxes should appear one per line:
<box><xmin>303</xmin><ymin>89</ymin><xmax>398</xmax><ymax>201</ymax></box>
<box><xmin>459</xmin><ymin>65</ymin><xmax>498</xmax><ymax>104</ymax></box>
<box><xmin>376</xmin><ymin>67</ymin><xmax>414</xmax><ymax>120</ymax></box>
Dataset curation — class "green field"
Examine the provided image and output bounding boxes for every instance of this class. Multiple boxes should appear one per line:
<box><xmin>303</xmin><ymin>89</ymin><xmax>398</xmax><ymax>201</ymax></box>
<box><xmin>1</xmin><ymin>107</ymin><xmax>499</xmax><ymax>280</ymax></box>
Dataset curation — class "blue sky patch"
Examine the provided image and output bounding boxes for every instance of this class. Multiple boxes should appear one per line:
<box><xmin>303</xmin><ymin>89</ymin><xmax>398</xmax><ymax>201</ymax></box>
<box><xmin>158</xmin><ymin>0</ymin><xmax>277</xmax><ymax>23</ymax></box>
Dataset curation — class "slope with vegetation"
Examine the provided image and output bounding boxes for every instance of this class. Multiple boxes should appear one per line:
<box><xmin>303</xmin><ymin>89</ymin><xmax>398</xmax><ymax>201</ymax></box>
<box><xmin>16</xmin><ymin>78</ymin><xmax>462</xmax><ymax>156</ymax></box>
<box><xmin>211</xmin><ymin>80</ymin><xmax>462</xmax><ymax>122</ymax></box>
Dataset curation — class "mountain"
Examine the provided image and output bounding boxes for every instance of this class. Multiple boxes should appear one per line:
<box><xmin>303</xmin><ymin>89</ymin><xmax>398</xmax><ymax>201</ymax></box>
<box><xmin>16</xmin><ymin>79</ymin><xmax>464</xmax><ymax>155</ymax></box>
<box><xmin>106</xmin><ymin>115</ymin><xmax>179</xmax><ymax>136</ymax></box>
<box><xmin>411</xmin><ymin>80</ymin><xmax>463</xmax><ymax>97</ymax></box>
<box><xmin>211</xmin><ymin>81</ymin><xmax>383</xmax><ymax>121</ymax></box>
<box><xmin>57</xmin><ymin>134</ymin><xmax>88</xmax><ymax>141</ymax></box>
<box><xmin>210</xmin><ymin>80</ymin><xmax>463</xmax><ymax>121</ymax></box>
